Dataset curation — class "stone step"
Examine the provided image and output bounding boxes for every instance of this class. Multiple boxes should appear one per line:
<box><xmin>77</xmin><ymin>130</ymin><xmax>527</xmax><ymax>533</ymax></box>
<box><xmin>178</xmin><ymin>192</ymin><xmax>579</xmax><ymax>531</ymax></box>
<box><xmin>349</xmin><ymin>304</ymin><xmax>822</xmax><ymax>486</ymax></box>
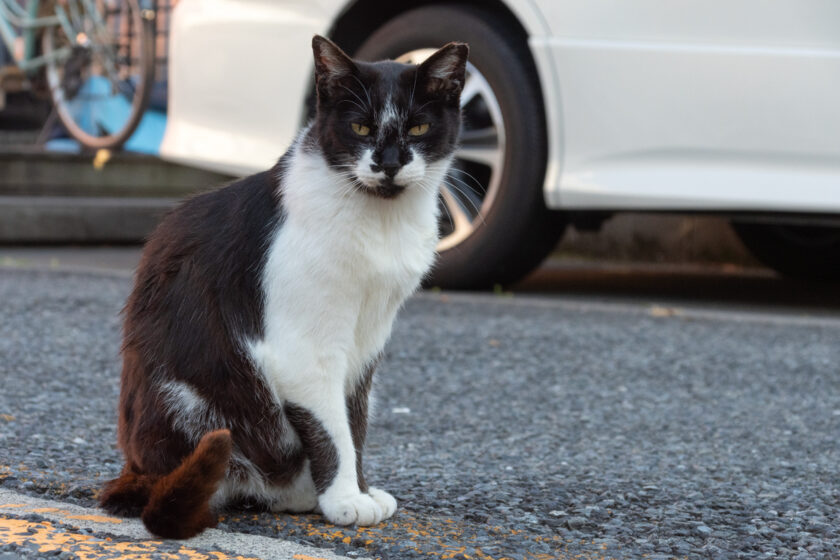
<box><xmin>0</xmin><ymin>149</ymin><xmax>233</xmax><ymax>198</ymax></box>
<box><xmin>0</xmin><ymin>149</ymin><xmax>234</xmax><ymax>243</ymax></box>
<box><xmin>0</xmin><ymin>195</ymin><xmax>175</xmax><ymax>243</ymax></box>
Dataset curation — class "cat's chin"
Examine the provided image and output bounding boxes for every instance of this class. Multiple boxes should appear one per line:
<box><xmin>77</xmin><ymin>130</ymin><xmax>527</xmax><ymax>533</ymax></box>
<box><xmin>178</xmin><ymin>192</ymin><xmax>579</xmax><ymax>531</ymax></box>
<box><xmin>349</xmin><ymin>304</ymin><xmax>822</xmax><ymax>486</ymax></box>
<box><xmin>358</xmin><ymin>179</ymin><xmax>407</xmax><ymax>200</ymax></box>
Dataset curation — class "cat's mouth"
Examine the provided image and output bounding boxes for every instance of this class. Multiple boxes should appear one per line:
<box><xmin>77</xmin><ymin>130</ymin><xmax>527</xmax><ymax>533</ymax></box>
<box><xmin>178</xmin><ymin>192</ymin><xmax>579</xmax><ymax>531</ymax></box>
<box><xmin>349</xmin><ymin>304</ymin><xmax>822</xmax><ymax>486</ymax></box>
<box><xmin>355</xmin><ymin>177</ymin><xmax>407</xmax><ymax>200</ymax></box>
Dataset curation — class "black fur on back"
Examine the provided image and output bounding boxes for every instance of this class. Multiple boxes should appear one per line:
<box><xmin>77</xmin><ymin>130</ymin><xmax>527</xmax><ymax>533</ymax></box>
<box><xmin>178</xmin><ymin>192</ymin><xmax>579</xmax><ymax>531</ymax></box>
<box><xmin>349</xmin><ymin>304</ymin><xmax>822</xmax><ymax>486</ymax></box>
<box><xmin>118</xmin><ymin>155</ymin><xmax>305</xmax><ymax>483</ymax></box>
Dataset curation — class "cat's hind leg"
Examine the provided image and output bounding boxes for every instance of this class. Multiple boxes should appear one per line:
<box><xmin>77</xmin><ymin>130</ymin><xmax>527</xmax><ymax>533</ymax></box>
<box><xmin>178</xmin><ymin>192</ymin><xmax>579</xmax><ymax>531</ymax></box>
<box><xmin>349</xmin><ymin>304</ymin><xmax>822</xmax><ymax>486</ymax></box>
<box><xmin>267</xmin><ymin>460</ymin><xmax>319</xmax><ymax>513</ymax></box>
<box><xmin>100</xmin><ymin>469</ymin><xmax>155</xmax><ymax>517</ymax></box>
<box><xmin>212</xmin><ymin>456</ymin><xmax>318</xmax><ymax>514</ymax></box>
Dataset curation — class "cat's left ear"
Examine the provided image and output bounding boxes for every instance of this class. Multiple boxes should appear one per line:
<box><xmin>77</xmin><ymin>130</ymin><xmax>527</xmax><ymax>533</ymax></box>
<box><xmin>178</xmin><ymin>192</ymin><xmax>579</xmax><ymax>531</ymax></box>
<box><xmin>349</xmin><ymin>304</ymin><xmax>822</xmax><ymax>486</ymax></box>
<box><xmin>417</xmin><ymin>42</ymin><xmax>469</xmax><ymax>102</ymax></box>
<box><xmin>312</xmin><ymin>35</ymin><xmax>358</xmax><ymax>98</ymax></box>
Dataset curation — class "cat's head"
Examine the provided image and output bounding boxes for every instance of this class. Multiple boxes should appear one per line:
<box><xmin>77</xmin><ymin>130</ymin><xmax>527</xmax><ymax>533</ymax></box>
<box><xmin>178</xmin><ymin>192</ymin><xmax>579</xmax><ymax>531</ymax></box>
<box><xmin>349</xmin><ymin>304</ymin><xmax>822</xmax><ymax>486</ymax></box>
<box><xmin>310</xmin><ymin>35</ymin><xmax>468</xmax><ymax>199</ymax></box>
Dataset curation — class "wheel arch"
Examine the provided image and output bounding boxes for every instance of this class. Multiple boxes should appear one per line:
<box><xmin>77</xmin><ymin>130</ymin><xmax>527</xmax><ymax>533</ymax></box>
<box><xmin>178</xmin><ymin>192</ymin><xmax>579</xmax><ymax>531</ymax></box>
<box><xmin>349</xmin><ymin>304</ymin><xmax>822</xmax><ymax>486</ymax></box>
<box><xmin>327</xmin><ymin>0</ymin><xmax>541</xmax><ymax>55</ymax></box>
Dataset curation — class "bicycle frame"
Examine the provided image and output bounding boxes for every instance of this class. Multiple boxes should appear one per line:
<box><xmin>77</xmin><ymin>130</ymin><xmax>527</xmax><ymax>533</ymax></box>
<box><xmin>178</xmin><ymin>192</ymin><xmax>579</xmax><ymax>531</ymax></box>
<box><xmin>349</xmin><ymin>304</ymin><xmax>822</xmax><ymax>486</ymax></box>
<box><xmin>0</xmin><ymin>0</ymin><xmax>106</xmax><ymax>74</ymax></box>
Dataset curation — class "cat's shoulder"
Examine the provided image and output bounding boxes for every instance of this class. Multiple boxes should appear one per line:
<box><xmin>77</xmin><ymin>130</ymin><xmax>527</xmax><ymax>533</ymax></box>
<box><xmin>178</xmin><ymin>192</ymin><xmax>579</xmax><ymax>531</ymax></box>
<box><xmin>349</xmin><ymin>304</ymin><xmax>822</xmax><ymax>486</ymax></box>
<box><xmin>138</xmin><ymin>161</ymin><xmax>287</xmax><ymax>275</ymax></box>
<box><xmin>157</xmin><ymin>157</ymin><xmax>288</xmax><ymax>233</ymax></box>
<box><xmin>180</xmin><ymin>167</ymin><xmax>279</xmax><ymax>217</ymax></box>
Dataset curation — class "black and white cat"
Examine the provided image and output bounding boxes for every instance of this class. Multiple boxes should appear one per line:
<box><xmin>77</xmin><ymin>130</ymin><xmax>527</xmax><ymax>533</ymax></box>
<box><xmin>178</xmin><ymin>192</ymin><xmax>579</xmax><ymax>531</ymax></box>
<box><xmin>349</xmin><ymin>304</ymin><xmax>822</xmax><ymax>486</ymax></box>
<box><xmin>99</xmin><ymin>36</ymin><xmax>468</xmax><ymax>538</ymax></box>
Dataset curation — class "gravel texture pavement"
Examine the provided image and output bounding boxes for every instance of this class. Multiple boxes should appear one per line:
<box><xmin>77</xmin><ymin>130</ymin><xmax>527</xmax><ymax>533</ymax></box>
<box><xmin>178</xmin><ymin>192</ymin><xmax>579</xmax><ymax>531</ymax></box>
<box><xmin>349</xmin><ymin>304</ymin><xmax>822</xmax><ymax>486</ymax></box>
<box><xmin>1</xmin><ymin>267</ymin><xmax>839</xmax><ymax>559</ymax></box>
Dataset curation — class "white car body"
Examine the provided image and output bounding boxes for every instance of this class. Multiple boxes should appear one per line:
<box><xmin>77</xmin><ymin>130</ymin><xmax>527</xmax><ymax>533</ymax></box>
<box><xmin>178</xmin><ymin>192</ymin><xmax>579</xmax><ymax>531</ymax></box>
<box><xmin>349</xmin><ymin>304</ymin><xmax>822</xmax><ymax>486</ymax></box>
<box><xmin>160</xmin><ymin>0</ymin><xmax>840</xmax><ymax>214</ymax></box>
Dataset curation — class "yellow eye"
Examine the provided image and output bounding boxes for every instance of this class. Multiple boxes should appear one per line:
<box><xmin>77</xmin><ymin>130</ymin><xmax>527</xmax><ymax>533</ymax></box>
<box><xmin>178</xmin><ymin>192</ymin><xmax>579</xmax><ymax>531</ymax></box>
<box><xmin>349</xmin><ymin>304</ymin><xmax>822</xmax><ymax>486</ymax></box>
<box><xmin>351</xmin><ymin>123</ymin><xmax>370</xmax><ymax>136</ymax></box>
<box><xmin>408</xmin><ymin>123</ymin><xmax>430</xmax><ymax>136</ymax></box>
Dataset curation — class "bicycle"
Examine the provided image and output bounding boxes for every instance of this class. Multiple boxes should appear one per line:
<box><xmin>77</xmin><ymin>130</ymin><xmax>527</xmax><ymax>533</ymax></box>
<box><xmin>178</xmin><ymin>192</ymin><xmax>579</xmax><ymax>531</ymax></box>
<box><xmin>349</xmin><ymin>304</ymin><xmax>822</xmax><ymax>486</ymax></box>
<box><xmin>0</xmin><ymin>0</ymin><xmax>155</xmax><ymax>149</ymax></box>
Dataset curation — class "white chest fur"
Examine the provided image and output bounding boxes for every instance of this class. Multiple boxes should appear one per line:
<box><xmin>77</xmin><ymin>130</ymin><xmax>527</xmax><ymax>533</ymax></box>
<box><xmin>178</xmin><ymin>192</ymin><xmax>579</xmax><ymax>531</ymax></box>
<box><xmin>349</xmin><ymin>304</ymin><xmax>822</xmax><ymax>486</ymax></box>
<box><xmin>248</xmin><ymin>147</ymin><xmax>444</xmax><ymax>394</ymax></box>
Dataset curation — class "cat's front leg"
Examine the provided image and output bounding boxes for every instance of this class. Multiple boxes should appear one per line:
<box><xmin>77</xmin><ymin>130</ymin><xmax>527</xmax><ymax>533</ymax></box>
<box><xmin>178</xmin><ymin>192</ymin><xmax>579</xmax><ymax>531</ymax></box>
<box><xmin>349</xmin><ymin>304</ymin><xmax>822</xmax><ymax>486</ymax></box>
<box><xmin>284</xmin><ymin>384</ymin><xmax>388</xmax><ymax>526</ymax></box>
<box><xmin>347</xmin><ymin>362</ymin><xmax>398</xmax><ymax>519</ymax></box>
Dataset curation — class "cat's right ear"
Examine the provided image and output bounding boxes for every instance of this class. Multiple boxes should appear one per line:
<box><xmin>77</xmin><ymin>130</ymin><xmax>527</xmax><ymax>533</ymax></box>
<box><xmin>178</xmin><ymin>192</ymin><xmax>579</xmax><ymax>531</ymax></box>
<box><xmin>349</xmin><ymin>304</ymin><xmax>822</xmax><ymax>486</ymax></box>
<box><xmin>312</xmin><ymin>35</ymin><xmax>357</xmax><ymax>99</ymax></box>
<box><xmin>417</xmin><ymin>42</ymin><xmax>469</xmax><ymax>103</ymax></box>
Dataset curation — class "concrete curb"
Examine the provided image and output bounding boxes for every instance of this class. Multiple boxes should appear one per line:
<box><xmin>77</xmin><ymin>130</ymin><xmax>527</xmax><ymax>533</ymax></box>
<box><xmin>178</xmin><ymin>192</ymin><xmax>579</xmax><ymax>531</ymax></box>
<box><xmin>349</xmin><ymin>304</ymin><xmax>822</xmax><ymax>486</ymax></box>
<box><xmin>0</xmin><ymin>196</ymin><xmax>175</xmax><ymax>243</ymax></box>
<box><xmin>0</xmin><ymin>488</ymin><xmax>350</xmax><ymax>560</ymax></box>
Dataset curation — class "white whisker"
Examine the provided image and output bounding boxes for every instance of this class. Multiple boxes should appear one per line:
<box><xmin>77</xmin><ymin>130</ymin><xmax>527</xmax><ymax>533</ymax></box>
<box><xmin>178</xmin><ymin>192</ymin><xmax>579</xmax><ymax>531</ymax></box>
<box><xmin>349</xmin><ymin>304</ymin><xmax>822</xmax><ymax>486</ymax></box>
<box><xmin>339</xmin><ymin>84</ymin><xmax>369</xmax><ymax>112</ymax></box>
<box><xmin>442</xmin><ymin>179</ymin><xmax>482</xmax><ymax>219</ymax></box>
<box><xmin>350</xmin><ymin>74</ymin><xmax>373</xmax><ymax>107</ymax></box>
<box><xmin>338</xmin><ymin>98</ymin><xmax>368</xmax><ymax>113</ymax></box>
<box><xmin>449</xmin><ymin>168</ymin><xmax>485</xmax><ymax>196</ymax></box>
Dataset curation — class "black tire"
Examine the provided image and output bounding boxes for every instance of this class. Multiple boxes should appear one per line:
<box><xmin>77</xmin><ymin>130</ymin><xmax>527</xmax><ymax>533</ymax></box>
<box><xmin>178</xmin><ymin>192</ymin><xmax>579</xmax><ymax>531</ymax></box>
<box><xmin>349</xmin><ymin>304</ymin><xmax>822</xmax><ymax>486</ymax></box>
<box><xmin>732</xmin><ymin>222</ymin><xmax>840</xmax><ymax>281</ymax></box>
<box><xmin>354</xmin><ymin>5</ymin><xmax>566</xmax><ymax>289</ymax></box>
<box><xmin>42</xmin><ymin>0</ymin><xmax>155</xmax><ymax>150</ymax></box>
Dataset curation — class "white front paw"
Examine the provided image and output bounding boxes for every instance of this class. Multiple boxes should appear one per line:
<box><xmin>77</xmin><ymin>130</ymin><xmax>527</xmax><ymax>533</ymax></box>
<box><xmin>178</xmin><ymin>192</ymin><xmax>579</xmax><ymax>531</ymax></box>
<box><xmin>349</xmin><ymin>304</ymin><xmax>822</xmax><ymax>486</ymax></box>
<box><xmin>367</xmin><ymin>487</ymin><xmax>397</xmax><ymax>520</ymax></box>
<box><xmin>320</xmin><ymin>492</ymin><xmax>384</xmax><ymax>526</ymax></box>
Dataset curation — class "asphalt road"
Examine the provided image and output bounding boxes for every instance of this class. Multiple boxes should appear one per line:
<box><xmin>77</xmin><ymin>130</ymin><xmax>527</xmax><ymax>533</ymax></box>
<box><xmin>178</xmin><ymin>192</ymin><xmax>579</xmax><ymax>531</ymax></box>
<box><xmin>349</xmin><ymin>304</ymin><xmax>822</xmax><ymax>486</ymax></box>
<box><xmin>1</xmin><ymin>252</ymin><xmax>839</xmax><ymax>559</ymax></box>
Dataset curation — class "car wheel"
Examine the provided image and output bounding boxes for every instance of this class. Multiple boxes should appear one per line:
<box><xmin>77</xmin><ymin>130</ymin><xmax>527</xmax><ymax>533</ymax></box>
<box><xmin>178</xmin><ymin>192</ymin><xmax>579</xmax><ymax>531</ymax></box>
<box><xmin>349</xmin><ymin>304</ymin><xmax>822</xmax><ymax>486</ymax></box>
<box><xmin>354</xmin><ymin>5</ymin><xmax>566</xmax><ymax>289</ymax></box>
<box><xmin>732</xmin><ymin>222</ymin><xmax>840</xmax><ymax>281</ymax></box>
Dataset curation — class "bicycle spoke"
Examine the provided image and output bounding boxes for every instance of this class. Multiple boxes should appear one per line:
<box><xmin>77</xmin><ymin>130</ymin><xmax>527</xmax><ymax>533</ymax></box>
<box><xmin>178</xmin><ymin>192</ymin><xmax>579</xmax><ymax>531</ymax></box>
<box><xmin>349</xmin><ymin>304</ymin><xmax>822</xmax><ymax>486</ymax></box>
<box><xmin>66</xmin><ymin>0</ymin><xmax>85</xmax><ymax>38</ymax></box>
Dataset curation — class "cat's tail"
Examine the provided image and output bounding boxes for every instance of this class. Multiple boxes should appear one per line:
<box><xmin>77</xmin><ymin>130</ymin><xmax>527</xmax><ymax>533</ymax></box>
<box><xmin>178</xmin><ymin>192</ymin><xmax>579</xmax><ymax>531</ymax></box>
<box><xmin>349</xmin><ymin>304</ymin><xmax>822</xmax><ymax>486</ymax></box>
<box><xmin>100</xmin><ymin>429</ymin><xmax>233</xmax><ymax>539</ymax></box>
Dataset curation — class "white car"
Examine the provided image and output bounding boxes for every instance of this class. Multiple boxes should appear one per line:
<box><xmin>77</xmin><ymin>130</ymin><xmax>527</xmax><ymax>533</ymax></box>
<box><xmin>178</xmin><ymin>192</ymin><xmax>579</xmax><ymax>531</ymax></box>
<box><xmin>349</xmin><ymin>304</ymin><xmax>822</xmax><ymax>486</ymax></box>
<box><xmin>160</xmin><ymin>0</ymin><xmax>840</xmax><ymax>288</ymax></box>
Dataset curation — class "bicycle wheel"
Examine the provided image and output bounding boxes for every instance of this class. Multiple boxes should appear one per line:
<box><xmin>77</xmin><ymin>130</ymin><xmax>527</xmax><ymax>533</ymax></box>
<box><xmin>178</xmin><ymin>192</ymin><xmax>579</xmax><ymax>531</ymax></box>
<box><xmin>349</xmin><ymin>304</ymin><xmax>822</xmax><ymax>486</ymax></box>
<box><xmin>42</xmin><ymin>0</ymin><xmax>155</xmax><ymax>150</ymax></box>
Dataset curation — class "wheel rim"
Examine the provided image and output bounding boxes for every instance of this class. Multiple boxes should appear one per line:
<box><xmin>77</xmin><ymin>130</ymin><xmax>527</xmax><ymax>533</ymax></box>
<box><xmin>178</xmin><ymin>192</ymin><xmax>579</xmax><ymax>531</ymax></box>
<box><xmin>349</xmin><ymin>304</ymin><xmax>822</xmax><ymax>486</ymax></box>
<box><xmin>396</xmin><ymin>49</ymin><xmax>506</xmax><ymax>252</ymax></box>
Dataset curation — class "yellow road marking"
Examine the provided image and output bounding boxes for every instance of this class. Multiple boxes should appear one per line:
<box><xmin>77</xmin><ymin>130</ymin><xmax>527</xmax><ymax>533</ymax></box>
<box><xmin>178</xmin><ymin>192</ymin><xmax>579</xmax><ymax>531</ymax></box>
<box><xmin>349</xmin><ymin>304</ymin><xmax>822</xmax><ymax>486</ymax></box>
<box><xmin>228</xmin><ymin>510</ymin><xmax>575</xmax><ymax>559</ymax></box>
<box><xmin>0</xmin><ymin>516</ymin><xmax>261</xmax><ymax>560</ymax></box>
<box><xmin>0</xmin><ymin>489</ymin><xmax>599</xmax><ymax>559</ymax></box>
